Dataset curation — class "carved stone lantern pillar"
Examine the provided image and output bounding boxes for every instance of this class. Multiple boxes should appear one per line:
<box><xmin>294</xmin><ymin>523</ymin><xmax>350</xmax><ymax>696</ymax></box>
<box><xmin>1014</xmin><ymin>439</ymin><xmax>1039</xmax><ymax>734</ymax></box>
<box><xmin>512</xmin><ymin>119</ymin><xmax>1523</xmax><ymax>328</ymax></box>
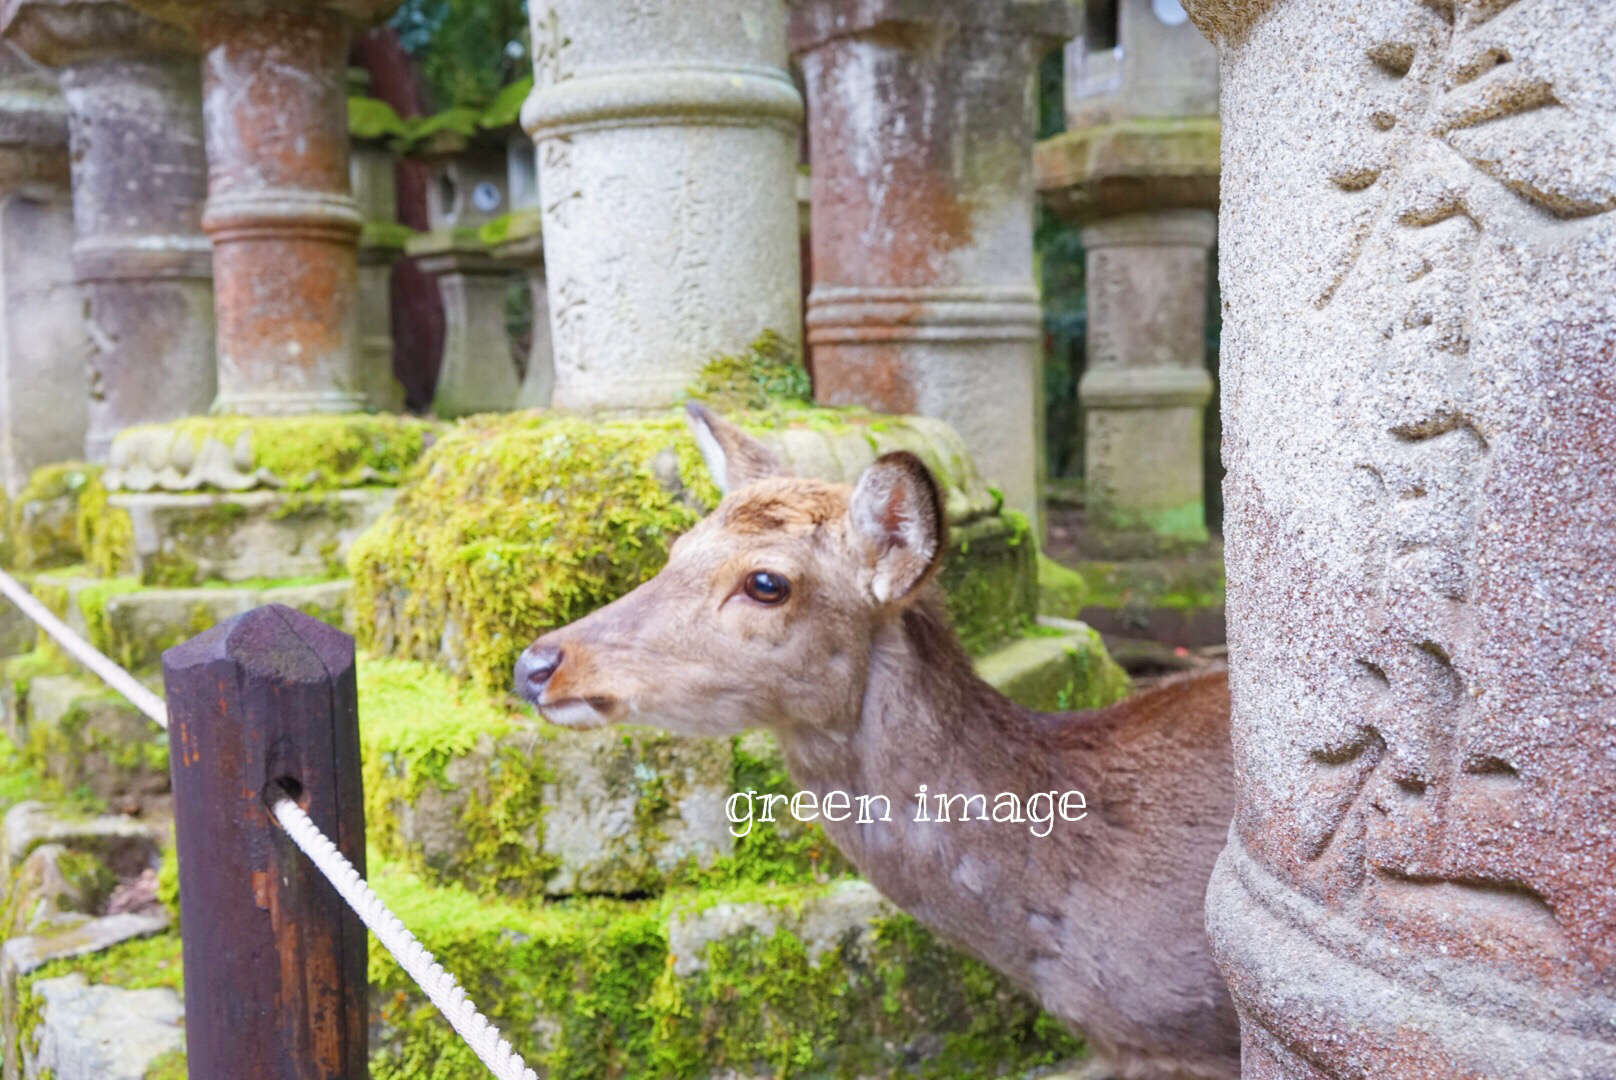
<box><xmin>349</xmin><ymin>74</ymin><xmax>409</xmax><ymax>413</ymax></box>
<box><xmin>0</xmin><ymin>0</ymin><xmax>214</xmax><ymax>462</ymax></box>
<box><xmin>491</xmin><ymin>130</ymin><xmax>553</xmax><ymax>409</ymax></box>
<box><xmin>1035</xmin><ymin>0</ymin><xmax>1220</xmax><ymax>549</ymax></box>
<box><xmin>0</xmin><ymin>42</ymin><xmax>85</xmax><ymax>493</ymax></box>
<box><xmin>406</xmin><ymin>124</ymin><xmax>521</xmax><ymax>418</ymax></box>
<box><xmin>1181</xmin><ymin>0</ymin><xmax>1616</xmax><ymax>1073</ymax></box>
<box><xmin>791</xmin><ymin>0</ymin><xmax>1074</xmax><ymax>528</ymax></box>
<box><xmin>125</xmin><ymin>0</ymin><xmax>401</xmax><ymax>414</ymax></box>
<box><xmin>522</xmin><ymin>0</ymin><xmax>804</xmax><ymax>412</ymax></box>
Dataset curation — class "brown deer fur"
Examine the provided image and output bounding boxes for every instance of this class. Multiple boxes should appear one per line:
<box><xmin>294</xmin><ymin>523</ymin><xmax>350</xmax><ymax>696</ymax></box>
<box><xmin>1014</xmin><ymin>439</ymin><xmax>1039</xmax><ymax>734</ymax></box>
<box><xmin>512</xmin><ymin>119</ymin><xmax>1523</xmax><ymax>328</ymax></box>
<box><xmin>515</xmin><ymin>405</ymin><xmax>1241</xmax><ymax>1079</ymax></box>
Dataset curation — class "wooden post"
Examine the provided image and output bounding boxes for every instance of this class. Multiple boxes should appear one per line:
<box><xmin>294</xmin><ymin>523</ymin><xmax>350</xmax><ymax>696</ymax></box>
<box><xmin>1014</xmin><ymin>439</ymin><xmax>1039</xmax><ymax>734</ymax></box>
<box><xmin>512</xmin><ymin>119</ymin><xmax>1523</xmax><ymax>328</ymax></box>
<box><xmin>163</xmin><ymin>604</ymin><xmax>368</xmax><ymax>1080</ymax></box>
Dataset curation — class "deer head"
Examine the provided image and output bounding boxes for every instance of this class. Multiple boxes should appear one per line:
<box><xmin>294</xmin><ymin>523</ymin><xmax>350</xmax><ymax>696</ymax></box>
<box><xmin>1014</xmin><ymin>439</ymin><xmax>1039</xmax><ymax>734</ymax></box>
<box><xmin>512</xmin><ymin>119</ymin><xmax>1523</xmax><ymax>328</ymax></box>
<box><xmin>513</xmin><ymin>403</ymin><xmax>948</xmax><ymax>737</ymax></box>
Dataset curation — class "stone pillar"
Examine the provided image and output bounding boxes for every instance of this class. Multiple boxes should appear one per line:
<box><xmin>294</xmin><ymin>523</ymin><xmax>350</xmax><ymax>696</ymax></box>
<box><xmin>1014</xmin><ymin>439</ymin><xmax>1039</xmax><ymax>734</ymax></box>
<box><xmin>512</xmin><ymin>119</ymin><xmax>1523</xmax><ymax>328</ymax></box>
<box><xmin>1078</xmin><ymin>210</ymin><xmax>1215</xmax><ymax>544</ymax></box>
<box><xmin>125</xmin><ymin>0</ymin><xmax>402</xmax><ymax>414</ymax></box>
<box><xmin>408</xmin><ymin>230</ymin><xmax>520</xmax><ymax>418</ymax></box>
<box><xmin>1035</xmin><ymin>0</ymin><xmax>1219</xmax><ymax>549</ymax></box>
<box><xmin>489</xmin><ymin>206</ymin><xmax>554</xmax><ymax>409</ymax></box>
<box><xmin>351</xmin><ymin>133</ymin><xmax>407</xmax><ymax>412</ymax></box>
<box><xmin>791</xmin><ymin>0</ymin><xmax>1073</xmax><ymax>527</ymax></box>
<box><xmin>0</xmin><ymin>0</ymin><xmax>214</xmax><ymax>463</ymax></box>
<box><xmin>0</xmin><ymin>43</ymin><xmax>85</xmax><ymax>494</ymax></box>
<box><xmin>523</xmin><ymin>0</ymin><xmax>803</xmax><ymax>411</ymax></box>
<box><xmin>1181</xmin><ymin>0</ymin><xmax>1616</xmax><ymax>1074</ymax></box>
<box><xmin>409</xmin><ymin>131</ymin><xmax>522</xmax><ymax>418</ymax></box>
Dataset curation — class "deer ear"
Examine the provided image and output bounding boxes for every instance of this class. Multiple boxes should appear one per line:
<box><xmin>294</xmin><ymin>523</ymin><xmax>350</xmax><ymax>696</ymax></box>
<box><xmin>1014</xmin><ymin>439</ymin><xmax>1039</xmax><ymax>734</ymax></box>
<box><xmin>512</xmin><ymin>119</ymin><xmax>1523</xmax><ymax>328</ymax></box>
<box><xmin>685</xmin><ymin>402</ymin><xmax>786</xmax><ymax>495</ymax></box>
<box><xmin>849</xmin><ymin>452</ymin><xmax>947</xmax><ymax>604</ymax></box>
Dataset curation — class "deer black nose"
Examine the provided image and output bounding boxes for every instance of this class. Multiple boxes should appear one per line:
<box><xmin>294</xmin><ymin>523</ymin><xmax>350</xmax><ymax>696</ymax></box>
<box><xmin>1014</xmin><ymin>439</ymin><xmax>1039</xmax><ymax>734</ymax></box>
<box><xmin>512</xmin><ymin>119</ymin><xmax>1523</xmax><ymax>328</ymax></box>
<box><xmin>516</xmin><ymin>644</ymin><xmax>563</xmax><ymax>694</ymax></box>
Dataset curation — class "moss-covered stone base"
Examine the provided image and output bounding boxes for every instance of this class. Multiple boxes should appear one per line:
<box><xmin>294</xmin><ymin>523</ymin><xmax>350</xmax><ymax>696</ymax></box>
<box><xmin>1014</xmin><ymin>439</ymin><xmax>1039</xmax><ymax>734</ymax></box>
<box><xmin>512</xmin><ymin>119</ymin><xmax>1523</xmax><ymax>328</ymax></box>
<box><xmin>13</xmin><ymin>870</ymin><xmax>1086</xmax><ymax>1080</ymax></box>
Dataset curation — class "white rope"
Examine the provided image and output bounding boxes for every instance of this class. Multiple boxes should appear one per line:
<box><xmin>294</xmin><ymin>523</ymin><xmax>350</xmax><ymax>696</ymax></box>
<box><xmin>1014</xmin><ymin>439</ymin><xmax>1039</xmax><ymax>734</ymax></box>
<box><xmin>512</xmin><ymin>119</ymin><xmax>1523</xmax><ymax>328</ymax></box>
<box><xmin>0</xmin><ymin>568</ymin><xmax>167</xmax><ymax>728</ymax></box>
<box><xmin>270</xmin><ymin>795</ymin><xmax>539</xmax><ymax>1080</ymax></box>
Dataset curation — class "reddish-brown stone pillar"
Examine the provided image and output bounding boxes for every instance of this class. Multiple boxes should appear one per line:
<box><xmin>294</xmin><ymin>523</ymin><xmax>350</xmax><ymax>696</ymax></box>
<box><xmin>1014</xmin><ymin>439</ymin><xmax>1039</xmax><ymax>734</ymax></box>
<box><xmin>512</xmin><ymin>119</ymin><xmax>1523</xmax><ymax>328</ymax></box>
<box><xmin>128</xmin><ymin>0</ymin><xmax>401</xmax><ymax>414</ymax></box>
<box><xmin>791</xmin><ymin>0</ymin><xmax>1074</xmax><ymax>527</ymax></box>
<box><xmin>1</xmin><ymin>0</ymin><xmax>215</xmax><ymax>461</ymax></box>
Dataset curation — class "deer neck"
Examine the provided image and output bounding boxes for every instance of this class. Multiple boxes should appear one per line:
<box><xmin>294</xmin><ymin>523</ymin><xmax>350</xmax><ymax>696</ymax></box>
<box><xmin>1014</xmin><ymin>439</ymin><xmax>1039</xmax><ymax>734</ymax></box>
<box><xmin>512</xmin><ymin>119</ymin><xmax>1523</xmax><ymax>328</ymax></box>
<box><xmin>771</xmin><ymin>597</ymin><xmax>1106</xmax><ymax>916</ymax></box>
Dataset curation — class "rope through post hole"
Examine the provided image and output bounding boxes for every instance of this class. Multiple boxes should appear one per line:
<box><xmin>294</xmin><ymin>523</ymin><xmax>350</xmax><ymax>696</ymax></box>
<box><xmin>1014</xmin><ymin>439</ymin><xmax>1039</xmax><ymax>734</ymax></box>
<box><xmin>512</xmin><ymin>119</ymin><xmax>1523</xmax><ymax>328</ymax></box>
<box><xmin>271</xmin><ymin>794</ymin><xmax>540</xmax><ymax>1080</ymax></box>
<box><xmin>0</xmin><ymin>569</ymin><xmax>536</xmax><ymax>1080</ymax></box>
<box><xmin>0</xmin><ymin>568</ymin><xmax>167</xmax><ymax>728</ymax></box>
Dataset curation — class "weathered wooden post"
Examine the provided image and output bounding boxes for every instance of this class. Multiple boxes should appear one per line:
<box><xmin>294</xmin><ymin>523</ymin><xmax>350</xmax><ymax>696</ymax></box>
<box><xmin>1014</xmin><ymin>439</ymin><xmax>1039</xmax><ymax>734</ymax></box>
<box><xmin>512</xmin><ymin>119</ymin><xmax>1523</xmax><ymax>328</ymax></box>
<box><xmin>162</xmin><ymin>604</ymin><xmax>368</xmax><ymax>1080</ymax></box>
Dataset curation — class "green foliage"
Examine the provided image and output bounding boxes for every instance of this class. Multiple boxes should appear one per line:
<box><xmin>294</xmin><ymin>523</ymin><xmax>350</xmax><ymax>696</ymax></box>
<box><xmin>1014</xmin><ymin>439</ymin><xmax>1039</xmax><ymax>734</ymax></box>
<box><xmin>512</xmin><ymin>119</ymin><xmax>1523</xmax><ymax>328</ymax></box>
<box><xmin>390</xmin><ymin>0</ymin><xmax>529</xmax><ymax>110</ymax></box>
<box><xmin>349</xmin><ymin>96</ymin><xmax>411</xmax><ymax>140</ymax></box>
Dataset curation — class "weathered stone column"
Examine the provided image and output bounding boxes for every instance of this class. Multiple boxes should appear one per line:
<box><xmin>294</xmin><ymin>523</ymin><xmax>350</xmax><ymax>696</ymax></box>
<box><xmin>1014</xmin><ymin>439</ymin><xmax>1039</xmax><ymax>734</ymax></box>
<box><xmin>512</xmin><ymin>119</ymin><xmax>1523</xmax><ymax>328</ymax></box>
<box><xmin>408</xmin><ymin>127</ymin><xmax>522</xmax><ymax>418</ymax></box>
<box><xmin>0</xmin><ymin>0</ymin><xmax>214</xmax><ymax>463</ymax></box>
<box><xmin>1036</xmin><ymin>0</ymin><xmax>1220</xmax><ymax>548</ymax></box>
<box><xmin>523</xmin><ymin>0</ymin><xmax>803</xmax><ymax>411</ymax></box>
<box><xmin>350</xmin><ymin>80</ymin><xmax>409</xmax><ymax>413</ymax></box>
<box><xmin>792</xmin><ymin>0</ymin><xmax>1072</xmax><ymax>527</ymax></box>
<box><xmin>1183</xmin><ymin>0</ymin><xmax>1616</xmax><ymax>1074</ymax></box>
<box><xmin>0</xmin><ymin>43</ymin><xmax>85</xmax><ymax>494</ymax></box>
<box><xmin>1078</xmin><ymin>210</ymin><xmax>1215</xmax><ymax>544</ymax></box>
<box><xmin>489</xmin><ymin>206</ymin><xmax>554</xmax><ymax>409</ymax></box>
<box><xmin>127</xmin><ymin>0</ymin><xmax>401</xmax><ymax>414</ymax></box>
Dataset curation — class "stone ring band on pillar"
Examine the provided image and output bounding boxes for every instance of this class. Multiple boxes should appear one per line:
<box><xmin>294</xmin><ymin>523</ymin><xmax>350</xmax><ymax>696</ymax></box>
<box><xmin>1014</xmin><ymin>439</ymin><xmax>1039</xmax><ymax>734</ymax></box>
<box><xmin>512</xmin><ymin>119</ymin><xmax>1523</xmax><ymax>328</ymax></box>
<box><xmin>202</xmin><ymin>190</ymin><xmax>364</xmax><ymax>245</ymax></box>
<box><xmin>521</xmin><ymin>63</ymin><xmax>804</xmax><ymax>138</ymax></box>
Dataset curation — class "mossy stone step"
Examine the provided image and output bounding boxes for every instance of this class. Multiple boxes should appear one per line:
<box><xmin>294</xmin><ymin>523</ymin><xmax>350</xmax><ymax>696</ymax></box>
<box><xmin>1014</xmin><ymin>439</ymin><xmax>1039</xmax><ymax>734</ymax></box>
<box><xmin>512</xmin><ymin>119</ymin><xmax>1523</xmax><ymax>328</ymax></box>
<box><xmin>22</xmin><ymin>677</ymin><xmax>167</xmax><ymax>801</ymax></box>
<box><xmin>10</xmin><ymin>869</ymin><xmax>1083</xmax><ymax>1080</ymax></box>
<box><xmin>105</xmin><ymin>489</ymin><xmax>395</xmax><ymax>587</ymax></box>
<box><xmin>27</xmin><ymin>572</ymin><xmax>349</xmax><ymax>676</ymax></box>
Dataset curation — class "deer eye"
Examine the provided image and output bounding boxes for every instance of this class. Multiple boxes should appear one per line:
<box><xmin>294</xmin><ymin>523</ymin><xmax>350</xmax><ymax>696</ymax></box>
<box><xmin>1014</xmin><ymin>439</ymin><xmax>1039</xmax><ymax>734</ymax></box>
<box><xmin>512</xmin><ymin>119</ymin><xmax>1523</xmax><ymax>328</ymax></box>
<box><xmin>742</xmin><ymin>570</ymin><xmax>791</xmax><ymax>605</ymax></box>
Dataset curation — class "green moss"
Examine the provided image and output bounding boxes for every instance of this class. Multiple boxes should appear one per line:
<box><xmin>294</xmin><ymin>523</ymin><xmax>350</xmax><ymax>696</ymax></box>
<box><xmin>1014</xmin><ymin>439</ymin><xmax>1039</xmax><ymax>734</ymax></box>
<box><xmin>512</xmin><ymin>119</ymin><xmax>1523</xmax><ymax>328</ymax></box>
<box><xmin>349</xmin><ymin>410</ymin><xmax>726</xmax><ymax>694</ymax></box>
<box><xmin>110</xmin><ymin>414</ymin><xmax>437</xmax><ymax>493</ymax></box>
<box><xmin>362</xmin><ymin>221</ymin><xmax>419</xmax><ymax>251</ymax></box>
<box><xmin>75</xmin><ymin>471</ymin><xmax>135</xmax><ymax>578</ymax></box>
<box><xmin>939</xmin><ymin>514</ymin><xmax>1039</xmax><ymax>655</ymax></box>
<box><xmin>686</xmin><ymin>330</ymin><xmax>812</xmax><ymax>412</ymax></box>
<box><xmin>358</xmin><ymin>658</ymin><xmax>560</xmax><ymax>897</ymax></box>
<box><xmin>1062</xmin><ymin>558</ymin><xmax>1225</xmax><ymax>612</ymax></box>
<box><xmin>8</xmin><ymin>464</ymin><xmax>98</xmax><ymax>571</ymax></box>
<box><xmin>156</xmin><ymin>841</ymin><xmax>179</xmax><ymax>920</ymax></box>
<box><xmin>23</xmin><ymin>678</ymin><xmax>168</xmax><ymax>797</ymax></box>
<box><xmin>1037</xmin><ymin>554</ymin><xmax>1090</xmax><ymax>619</ymax></box>
<box><xmin>143</xmin><ymin>1050</ymin><xmax>187</xmax><ymax>1080</ymax></box>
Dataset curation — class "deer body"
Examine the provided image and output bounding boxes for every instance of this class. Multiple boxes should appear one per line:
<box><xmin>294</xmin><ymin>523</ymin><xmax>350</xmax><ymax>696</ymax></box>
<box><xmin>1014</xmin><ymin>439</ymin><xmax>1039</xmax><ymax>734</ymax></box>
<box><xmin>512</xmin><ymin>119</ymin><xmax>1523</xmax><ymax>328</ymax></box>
<box><xmin>517</xmin><ymin>407</ymin><xmax>1242</xmax><ymax>1080</ymax></box>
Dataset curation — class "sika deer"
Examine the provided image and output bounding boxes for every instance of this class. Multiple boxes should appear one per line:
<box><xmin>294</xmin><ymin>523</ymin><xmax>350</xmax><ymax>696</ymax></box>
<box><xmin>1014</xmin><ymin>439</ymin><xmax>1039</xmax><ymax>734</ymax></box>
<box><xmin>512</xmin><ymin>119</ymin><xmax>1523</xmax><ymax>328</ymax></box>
<box><xmin>515</xmin><ymin>405</ymin><xmax>1240</xmax><ymax>1080</ymax></box>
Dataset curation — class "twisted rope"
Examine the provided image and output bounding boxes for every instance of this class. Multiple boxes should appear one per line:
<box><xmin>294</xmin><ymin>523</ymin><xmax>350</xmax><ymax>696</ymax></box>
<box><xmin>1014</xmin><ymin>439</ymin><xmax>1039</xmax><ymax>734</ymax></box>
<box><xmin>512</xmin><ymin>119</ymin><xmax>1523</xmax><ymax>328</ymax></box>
<box><xmin>271</xmin><ymin>795</ymin><xmax>539</xmax><ymax>1080</ymax></box>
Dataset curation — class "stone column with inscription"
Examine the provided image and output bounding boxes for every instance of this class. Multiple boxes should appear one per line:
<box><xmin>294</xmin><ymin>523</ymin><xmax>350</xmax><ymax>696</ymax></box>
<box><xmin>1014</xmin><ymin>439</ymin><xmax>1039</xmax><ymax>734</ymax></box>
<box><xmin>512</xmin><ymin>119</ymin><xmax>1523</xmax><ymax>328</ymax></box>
<box><xmin>126</xmin><ymin>0</ymin><xmax>401</xmax><ymax>414</ymax></box>
<box><xmin>1183</xmin><ymin>0</ymin><xmax>1616</xmax><ymax>1073</ymax></box>
<box><xmin>792</xmin><ymin>0</ymin><xmax>1073</xmax><ymax>527</ymax></box>
<box><xmin>0</xmin><ymin>0</ymin><xmax>214</xmax><ymax>462</ymax></box>
<box><xmin>522</xmin><ymin>0</ymin><xmax>803</xmax><ymax>412</ymax></box>
<box><xmin>0</xmin><ymin>42</ymin><xmax>85</xmax><ymax>493</ymax></box>
<box><xmin>1036</xmin><ymin>0</ymin><xmax>1220</xmax><ymax>548</ymax></box>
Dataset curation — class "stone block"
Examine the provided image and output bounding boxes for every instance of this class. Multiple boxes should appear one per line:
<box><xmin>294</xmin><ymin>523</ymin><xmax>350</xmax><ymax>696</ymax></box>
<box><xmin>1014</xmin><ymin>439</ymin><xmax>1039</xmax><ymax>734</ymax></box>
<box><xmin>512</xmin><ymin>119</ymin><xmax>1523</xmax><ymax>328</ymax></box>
<box><xmin>974</xmin><ymin>618</ymin><xmax>1132</xmax><ymax>713</ymax></box>
<box><xmin>538</xmin><ymin>727</ymin><xmax>735</xmax><ymax>895</ymax></box>
<box><xmin>3</xmin><ymin>844</ymin><xmax>114</xmax><ymax>940</ymax></box>
<box><xmin>3</xmin><ymin>912</ymin><xmax>169</xmax><ymax>982</ymax></box>
<box><xmin>6</xmin><ymin>464</ymin><xmax>96</xmax><ymax>571</ymax></box>
<box><xmin>22</xmin><ymin>970</ymin><xmax>182</xmax><ymax>1080</ymax></box>
<box><xmin>1036</xmin><ymin>118</ymin><xmax>1222</xmax><ymax>222</ymax></box>
<box><xmin>112</xmin><ymin>487</ymin><xmax>395</xmax><ymax>585</ymax></box>
<box><xmin>21</xmin><ymin>678</ymin><xmax>168</xmax><ymax>800</ymax></box>
<box><xmin>1</xmin><ymin>803</ymin><xmax>161</xmax><ymax>882</ymax></box>
<box><xmin>97</xmin><ymin>586</ymin><xmax>258</xmax><ymax>672</ymax></box>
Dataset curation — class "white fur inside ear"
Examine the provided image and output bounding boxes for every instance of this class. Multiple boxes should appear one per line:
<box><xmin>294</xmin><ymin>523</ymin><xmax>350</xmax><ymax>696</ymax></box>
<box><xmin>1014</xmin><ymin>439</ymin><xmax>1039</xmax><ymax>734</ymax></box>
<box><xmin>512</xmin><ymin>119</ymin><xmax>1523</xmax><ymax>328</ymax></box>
<box><xmin>851</xmin><ymin>463</ymin><xmax>940</xmax><ymax>604</ymax></box>
<box><xmin>690</xmin><ymin>412</ymin><xmax>729</xmax><ymax>494</ymax></box>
